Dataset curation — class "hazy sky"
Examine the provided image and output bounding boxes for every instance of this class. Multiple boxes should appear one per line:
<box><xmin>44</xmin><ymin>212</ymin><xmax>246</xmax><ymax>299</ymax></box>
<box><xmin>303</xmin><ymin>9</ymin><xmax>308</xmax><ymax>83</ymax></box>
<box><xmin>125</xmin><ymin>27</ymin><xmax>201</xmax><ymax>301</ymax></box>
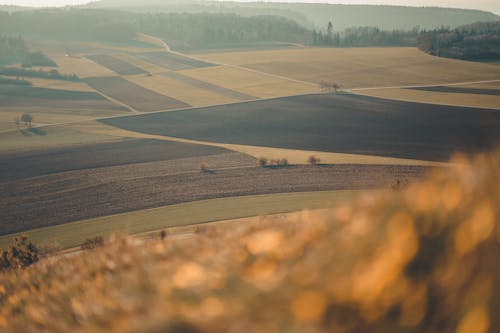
<box><xmin>0</xmin><ymin>0</ymin><xmax>499</xmax><ymax>15</ymax></box>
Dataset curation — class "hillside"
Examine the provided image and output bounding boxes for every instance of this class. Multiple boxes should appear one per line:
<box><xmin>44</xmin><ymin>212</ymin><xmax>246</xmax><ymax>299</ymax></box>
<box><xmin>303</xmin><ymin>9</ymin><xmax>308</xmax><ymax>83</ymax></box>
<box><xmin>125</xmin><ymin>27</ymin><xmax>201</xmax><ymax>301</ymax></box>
<box><xmin>0</xmin><ymin>9</ymin><xmax>311</xmax><ymax>50</ymax></box>
<box><xmin>1</xmin><ymin>150</ymin><xmax>499</xmax><ymax>332</ymax></box>
<box><xmin>88</xmin><ymin>0</ymin><xmax>500</xmax><ymax>30</ymax></box>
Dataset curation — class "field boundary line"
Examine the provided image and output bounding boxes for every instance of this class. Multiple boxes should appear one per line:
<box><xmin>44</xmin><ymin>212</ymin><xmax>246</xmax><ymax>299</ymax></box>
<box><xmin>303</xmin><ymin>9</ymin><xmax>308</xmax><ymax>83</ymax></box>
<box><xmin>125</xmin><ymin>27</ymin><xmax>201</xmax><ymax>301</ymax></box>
<box><xmin>350</xmin><ymin>79</ymin><xmax>500</xmax><ymax>91</ymax></box>
<box><xmin>350</xmin><ymin>90</ymin><xmax>500</xmax><ymax>110</ymax></box>
<box><xmin>0</xmin><ymin>190</ymin><xmax>359</xmax><ymax>250</ymax></box>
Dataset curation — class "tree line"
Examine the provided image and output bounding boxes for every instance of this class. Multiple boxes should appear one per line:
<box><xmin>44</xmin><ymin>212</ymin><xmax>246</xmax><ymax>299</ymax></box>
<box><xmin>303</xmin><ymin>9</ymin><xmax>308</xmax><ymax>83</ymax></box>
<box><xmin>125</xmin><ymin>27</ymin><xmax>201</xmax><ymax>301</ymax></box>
<box><xmin>1</xmin><ymin>8</ymin><xmax>499</xmax><ymax>56</ymax></box>
<box><xmin>0</xmin><ymin>9</ymin><xmax>311</xmax><ymax>50</ymax></box>
<box><xmin>0</xmin><ymin>35</ymin><xmax>55</xmax><ymax>67</ymax></box>
<box><xmin>416</xmin><ymin>21</ymin><xmax>500</xmax><ymax>60</ymax></box>
<box><xmin>313</xmin><ymin>23</ymin><xmax>419</xmax><ymax>47</ymax></box>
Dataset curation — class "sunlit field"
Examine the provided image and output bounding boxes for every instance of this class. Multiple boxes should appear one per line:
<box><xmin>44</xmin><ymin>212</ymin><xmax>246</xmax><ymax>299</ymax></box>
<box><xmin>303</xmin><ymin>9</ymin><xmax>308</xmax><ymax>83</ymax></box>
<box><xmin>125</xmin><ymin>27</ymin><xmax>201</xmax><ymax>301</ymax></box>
<box><xmin>1</xmin><ymin>4</ymin><xmax>500</xmax><ymax>332</ymax></box>
<box><xmin>196</xmin><ymin>47</ymin><xmax>500</xmax><ymax>88</ymax></box>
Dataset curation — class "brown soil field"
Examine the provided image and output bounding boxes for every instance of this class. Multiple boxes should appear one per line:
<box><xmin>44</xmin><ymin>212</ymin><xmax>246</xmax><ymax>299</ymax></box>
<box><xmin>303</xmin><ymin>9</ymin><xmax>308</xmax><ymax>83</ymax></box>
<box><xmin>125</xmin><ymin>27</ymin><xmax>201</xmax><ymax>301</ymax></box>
<box><xmin>0</xmin><ymin>84</ymin><xmax>124</xmax><ymax>110</ymax></box>
<box><xmin>0</xmin><ymin>138</ymin><xmax>231</xmax><ymax>182</ymax></box>
<box><xmin>87</xmin><ymin>54</ymin><xmax>148</xmax><ymax>76</ymax></box>
<box><xmin>84</xmin><ymin>76</ymin><xmax>191</xmax><ymax>112</ymax></box>
<box><xmin>358</xmin><ymin>88</ymin><xmax>500</xmax><ymax>109</ymax></box>
<box><xmin>137</xmin><ymin>51</ymin><xmax>215</xmax><ymax>71</ymax></box>
<box><xmin>0</xmin><ymin>163</ymin><xmax>428</xmax><ymax>235</ymax></box>
<box><xmin>102</xmin><ymin>93</ymin><xmax>500</xmax><ymax>162</ymax></box>
<box><xmin>196</xmin><ymin>47</ymin><xmax>500</xmax><ymax>88</ymax></box>
<box><xmin>74</xmin><ymin>121</ymin><xmax>444</xmax><ymax>167</ymax></box>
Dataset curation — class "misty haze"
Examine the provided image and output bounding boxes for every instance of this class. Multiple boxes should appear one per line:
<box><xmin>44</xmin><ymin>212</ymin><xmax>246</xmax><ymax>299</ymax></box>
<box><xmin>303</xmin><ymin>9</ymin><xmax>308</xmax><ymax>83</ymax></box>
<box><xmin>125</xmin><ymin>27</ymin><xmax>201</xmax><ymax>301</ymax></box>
<box><xmin>0</xmin><ymin>1</ymin><xmax>499</xmax><ymax>333</ymax></box>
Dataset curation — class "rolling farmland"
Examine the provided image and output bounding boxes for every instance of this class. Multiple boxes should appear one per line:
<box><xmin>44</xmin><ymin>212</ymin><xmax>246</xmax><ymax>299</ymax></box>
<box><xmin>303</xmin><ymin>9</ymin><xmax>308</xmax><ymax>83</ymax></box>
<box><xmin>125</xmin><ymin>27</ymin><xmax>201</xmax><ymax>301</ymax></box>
<box><xmin>179</xmin><ymin>65</ymin><xmax>318</xmax><ymax>98</ymax></box>
<box><xmin>196</xmin><ymin>47</ymin><xmax>500</xmax><ymax>88</ymax></box>
<box><xmin>136</xmin><ymin>51</ymin><xmax>215</xmax><ymax>71</ymax></box>
<box><xmin>101</xmin><ymin>93</ymin><xmax>500</xmax><ymax>162</ymax></box>
<box><xmin>2</xmin><ymin>39</ymin><xmax>500</xmax><ymax>246</ymax></box>
<box><xmin>0</xmin><ymin>161</ymin><xmax>427</xmax><ymax>235</ymax></box>
<box><xmin>87</xmin><ymin>54</ymin><xmax>148</xmax><ymax>76</ymax></box>
<box><xmin>125</xmin><ymin>74</ymin><xmax>238</xmax><ymax>107</ymax></box>
<box><xmin>0</xmin><ymin>138</ymin><xmax>229</xmax><ymax>182</ymax></box>
<box><xmin>84</xmin><ymin>76</ymin><xmax>191</xmax><ymax>112</ymax></box>
<box><xmin>0</xmin><ymin>191</ymin><xmax>357</xmax><ymax>250</ymax></box>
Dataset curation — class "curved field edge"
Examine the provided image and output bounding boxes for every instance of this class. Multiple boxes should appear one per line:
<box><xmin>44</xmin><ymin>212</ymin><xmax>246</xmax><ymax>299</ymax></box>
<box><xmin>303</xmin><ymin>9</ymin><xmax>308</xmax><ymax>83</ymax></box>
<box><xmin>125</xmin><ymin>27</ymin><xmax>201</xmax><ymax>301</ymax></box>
<box><xmin>78</xmin><ymin>121</ymin><xmax>446</xmax><ymax>167</ymax></box>
<box><xmin>0</xmin><ymin>191</ymin><xmax>359</xmax><ymax>250</ymax></box>
<box><xmin>99</xmin><ymin>93</ymin><xmax>500</xmax><ymax>162</ymax></box>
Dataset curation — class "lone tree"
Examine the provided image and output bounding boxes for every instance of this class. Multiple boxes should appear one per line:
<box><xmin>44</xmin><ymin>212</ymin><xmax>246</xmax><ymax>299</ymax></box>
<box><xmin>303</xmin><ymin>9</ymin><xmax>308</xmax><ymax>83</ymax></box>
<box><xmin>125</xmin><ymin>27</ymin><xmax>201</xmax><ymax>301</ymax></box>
<box><xmin>21</xmin><ymin>113</ymin><xmax>33</xmax><ymax>127</ymax></box>
<box><xmin>319</xmin><ymin>80</ymin><xmax>341</xmax><ymax>93</ymax></box>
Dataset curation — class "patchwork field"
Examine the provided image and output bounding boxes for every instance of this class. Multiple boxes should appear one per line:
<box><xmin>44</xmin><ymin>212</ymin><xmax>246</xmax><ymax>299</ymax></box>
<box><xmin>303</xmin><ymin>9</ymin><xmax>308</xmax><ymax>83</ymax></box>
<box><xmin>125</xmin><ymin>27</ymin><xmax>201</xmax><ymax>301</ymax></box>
<box><xmin>0</xmin><ymin>84</ymin><xmax>128</xmax><ymax>131</ymax></box>
<box><xmin>111</xmin><ymin>53</ymin><xmax>169</xmax><ymax>74</ymax></box>
<box><xmin>161</xmin><ymin>71</ymin><xmax>256</xmax><ymax>101</ymax></box>
<box><xmin>195</xmin><ymin>47</ymin><xmax>500</xmax><ymax>88</ymax></box>
<box><xmin>87</xmin><ymin>54</ymin><xmax>147</xmax><ymax>75</ymax></box>
<box><xmin>137</xmin><ymin>51</ymin><xmax>215</xmax><ymax>71</ymax></box>
<box><xmin>0</xmin><ymin>138</ymin><xmax>230</xmax><ymax>182</ymax></box>
<box><xmin>84</xmin><ymin>76</ymin><xmax>191</xmax><ymax>112</ymax></box>
<box><xmin>180</xmin><ymin>65</ymin><xmax>318</xmax><ymax>99</ymax></box>
<box><xmin>68</xmin><ymin>120</ymin><xmax>444</xmax><ymax>167</ymax></box>
<box><xmin>102</xmin><ymin>93</ymin><xmax>500</xmax><ymax>162</ymax></box>
<box><xmin>0</xmin><ymin>161</ymin><xmax>427</xmax><ymax>235</ymax></box>
<box><xmin>126</xmin><ymin>74</ymin><xmax>237</xmax><ymax>107</ymax></box>
<box><xmin>46</xmin><ymin>52</ymin><xmax>116</xmax><ymax>78</ymax></box>
<box><xmin>0</xmin><ymin>84</ymin><xmax>124</xmax><ymax>110</ymax></box>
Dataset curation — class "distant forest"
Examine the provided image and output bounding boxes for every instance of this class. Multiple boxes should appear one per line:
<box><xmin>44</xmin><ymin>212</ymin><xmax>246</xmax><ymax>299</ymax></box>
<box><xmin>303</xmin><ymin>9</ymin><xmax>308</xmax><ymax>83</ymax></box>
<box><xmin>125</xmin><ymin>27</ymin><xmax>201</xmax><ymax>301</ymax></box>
<box><xmin>87</xmin><ymin>1</ymin><xmax>500</xmax><ymax>31</ymax></box>
<box><xmin>0</xmin><ymin>35</ymin><xmax>55</xmax><ymax>67</ymax></box>
<box><xmin>0</xmin><ymin>8</ymin><xmax>499</xmax><ymax>58</ymax></box>
<box><xmin>312</xmin><ymin>24</ymin><xmax>419</xmax><ymax>47</ymax></box>
<box><xmin>0</xmin><ymin>10</ymin><xmax>310</xmax><ymax>50</ymax></box>
<box><xmin>417</xmin><ymin>21</ymin><xmax>500</xmax><ymax>60</ymax></box>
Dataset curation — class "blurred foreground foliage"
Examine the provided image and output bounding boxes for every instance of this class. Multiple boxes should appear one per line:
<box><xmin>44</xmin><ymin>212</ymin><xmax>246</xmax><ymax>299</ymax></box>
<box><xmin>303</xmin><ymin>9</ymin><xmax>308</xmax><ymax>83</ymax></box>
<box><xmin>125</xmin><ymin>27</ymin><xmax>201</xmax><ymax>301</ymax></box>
<box><xmin>0</xmin><ymin>150</ymin><xmax>499</xmax><ymax>332</ymax></box>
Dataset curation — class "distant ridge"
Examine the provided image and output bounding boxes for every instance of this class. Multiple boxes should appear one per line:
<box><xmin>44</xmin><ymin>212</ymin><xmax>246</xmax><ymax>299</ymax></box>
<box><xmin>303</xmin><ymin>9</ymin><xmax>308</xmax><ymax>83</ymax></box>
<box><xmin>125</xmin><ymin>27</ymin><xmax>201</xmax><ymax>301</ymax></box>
<box><xmin>87</xmin><ymin>1</ymin><xmax>500</xmax><ymax>30</ymax></box>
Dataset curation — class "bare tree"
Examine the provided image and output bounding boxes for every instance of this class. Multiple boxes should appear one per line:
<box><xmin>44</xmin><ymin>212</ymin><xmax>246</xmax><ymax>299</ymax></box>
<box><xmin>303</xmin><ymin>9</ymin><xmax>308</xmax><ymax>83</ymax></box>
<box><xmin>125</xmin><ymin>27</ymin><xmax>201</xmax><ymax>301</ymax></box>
<box><xmin>320</xmin><ymin>80</ymin><xmax>341</xmax><ymax>93</ymax></box>
<box><xmin>21</xmin><ymin>113</ymin><xmax>33</xmax><ymax>127</ymax></box>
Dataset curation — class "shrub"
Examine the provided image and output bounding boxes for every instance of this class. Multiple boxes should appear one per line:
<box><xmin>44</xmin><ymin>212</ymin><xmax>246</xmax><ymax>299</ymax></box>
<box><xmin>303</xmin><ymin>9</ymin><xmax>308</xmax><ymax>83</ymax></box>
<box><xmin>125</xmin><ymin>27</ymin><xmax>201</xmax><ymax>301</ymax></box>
<box><xmin>279</xmin><ymin>158</ymin><xmax>289</xmax><ymax>166</ymax></box>
<box><xmin>38</xmin><ymin>241</ymin><xmax>62</xmax><ymax>258</ymax></box>
<box><xmin>308</xmin><ymin>155</ymin><xmax>321</xmax><ymax>165</ymax></box>
<box><xmin>0</xmin><ymin>235</ymin><xmax>39</xmax><ymax>271</ymax></box>
<box><xmin>270</xmin><ymin>158</ymin><xmax>290</xmax><ymax>167</ymax></box>
<box><xmin>80</xmin><ymin>236</ymin><xmax>105</xmax><ymax>251</ymax></box>
<box><xmin>160</xmin><ymin>230</ymin><xmax>167</xmax><ymax>240</ymax></box>
<box><xmin>199</xmin><ymin>163</ymin><xmax>210</xmax><ymax>173</ymax></box>
<box><xmin>258</xmin><ymin>157</ymin><xmax>268</xmax><ymax>167</ymax></box>
<box><xmin>391</xmin><ymin>178</ymin><xmax>409</xmax><ymax>192</ymax></box>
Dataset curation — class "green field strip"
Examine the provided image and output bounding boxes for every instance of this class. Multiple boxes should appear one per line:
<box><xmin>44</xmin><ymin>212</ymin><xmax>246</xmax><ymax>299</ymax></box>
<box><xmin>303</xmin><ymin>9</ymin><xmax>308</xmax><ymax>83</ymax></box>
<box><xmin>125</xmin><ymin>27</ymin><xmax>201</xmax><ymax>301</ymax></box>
<box><xmin>0</xmin><ymin>190</ymin><xmax>360</xmax><ymax>250</ymax></box>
